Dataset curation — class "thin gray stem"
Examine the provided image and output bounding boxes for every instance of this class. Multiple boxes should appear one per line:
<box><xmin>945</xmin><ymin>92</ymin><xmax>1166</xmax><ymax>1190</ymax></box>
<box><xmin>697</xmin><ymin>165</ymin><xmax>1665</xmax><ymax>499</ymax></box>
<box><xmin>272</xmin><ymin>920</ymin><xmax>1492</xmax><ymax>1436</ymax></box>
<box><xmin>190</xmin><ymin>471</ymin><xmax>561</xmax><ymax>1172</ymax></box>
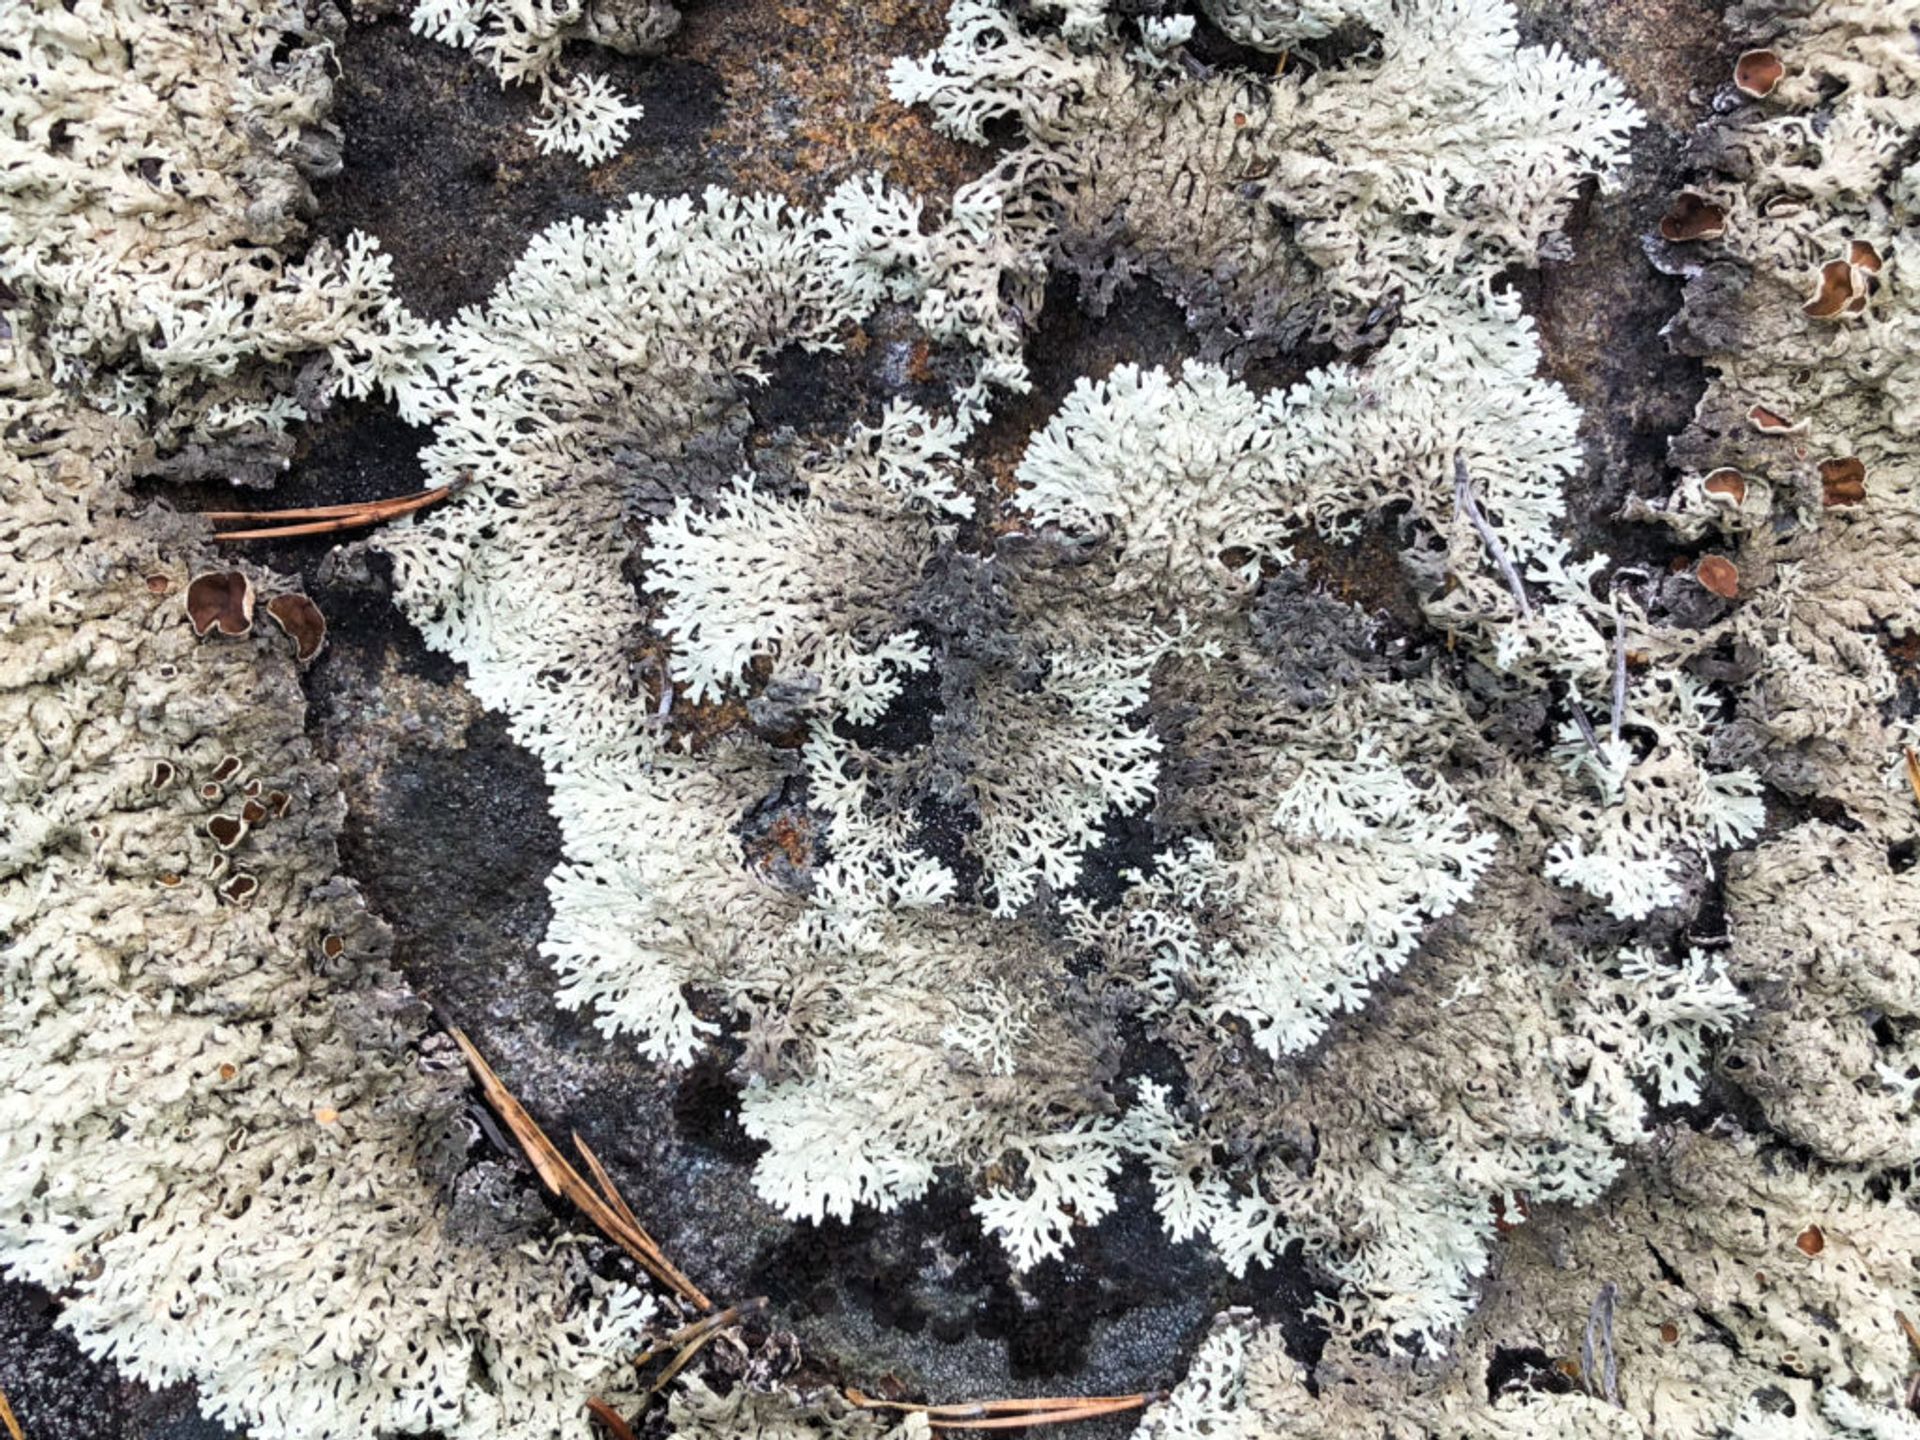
<box><xmin>1611</xmin><ymin>609</ymin><xmax>1629</xmax><ymax>744</ymax></box>
<box><xmin>1452</xmin><ymin>454</ymin><xmax>1533</xmax><ymax>620</ymax></box>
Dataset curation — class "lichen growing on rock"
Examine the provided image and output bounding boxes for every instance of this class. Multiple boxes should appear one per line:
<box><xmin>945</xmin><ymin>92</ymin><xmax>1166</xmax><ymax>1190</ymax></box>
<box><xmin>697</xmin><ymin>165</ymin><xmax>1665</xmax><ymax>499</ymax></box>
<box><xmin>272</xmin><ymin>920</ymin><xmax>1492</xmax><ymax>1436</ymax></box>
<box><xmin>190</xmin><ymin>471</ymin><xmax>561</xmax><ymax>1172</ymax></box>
<box><xmin>407</xmin><ymin>0</ymin><xmax>680</xmax><ymax>162</ymax></box>
<box><xmin>7</xmin><ymin>0</ymin><xmax>1920</xmax><ymax>1436</ymax></box>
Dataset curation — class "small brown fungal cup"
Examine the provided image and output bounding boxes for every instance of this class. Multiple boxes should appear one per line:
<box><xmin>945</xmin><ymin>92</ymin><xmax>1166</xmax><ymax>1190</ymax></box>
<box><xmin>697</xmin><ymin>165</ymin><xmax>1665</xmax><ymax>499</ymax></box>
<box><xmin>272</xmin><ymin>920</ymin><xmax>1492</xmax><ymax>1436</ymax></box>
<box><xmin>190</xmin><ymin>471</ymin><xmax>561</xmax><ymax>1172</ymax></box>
<box><xmin>185</xmin><ymin>571</ymin><xmax>254</xmax><ymax>638</ymax></box>
<box><xmin>266</xmin><ymin>593</ymin><xmax>327</xmax><ymax>664</ymax></box>
<box><xmin>1697</xmin><ymin>555</ymin><xmax>1740</xmax><ymax>599</ymax></box>
<box><xmin>1703</xmin><ymin>469</ymin><xmax>1748</xmax><ymax>505</ymax></box>
<box><xmin>1659</xmin><ymin>193</ymin><xmax>1726</xmax><ymax>243</ymax></box>
<box><xmin>1734</xmin><ymin>49</ymin><xmax>1784</xmax><ymax>98</ymax></box>
<box><xmin>1804</xmin><ymin>259</ymin><xmax>1859</xmax><ymax>319</ymax></box>
<box><xmin>206</xmin><ymin>814</ymin><xmax>248</xmax><ymax>850</ymax></box>
<box><xmin>1818</xmin><ymin>456</ymin><xmax>1866</xmax><ymax>507</ymax></box>
<box><xmin>1748</xmin><ymin>404</ymin><xmax>1805</xmax><ymax>434</ymax></box>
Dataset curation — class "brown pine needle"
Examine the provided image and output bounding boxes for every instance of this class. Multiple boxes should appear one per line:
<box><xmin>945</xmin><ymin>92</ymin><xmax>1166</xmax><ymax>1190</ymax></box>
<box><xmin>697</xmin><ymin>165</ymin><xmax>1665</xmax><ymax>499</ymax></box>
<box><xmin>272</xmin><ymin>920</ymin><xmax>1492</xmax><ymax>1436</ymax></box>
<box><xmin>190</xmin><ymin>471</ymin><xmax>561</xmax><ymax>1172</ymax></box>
<box><xmin>0</xmin><ymin>1385</ymin><xmax>23</xmax><ymax>1440</ymax></box>
<box><xmin>575</xmin><ymin>1132</ymin><xmax>646</xmax><ymax>1235</ymax></box>
<box><xmin>1897</xmin><ymin>1309</ymin><xmax>1920</xmax><ymax>1356</ymax></box>
<box><xmin>845</xmin><ymin>1389</ymin><xmax>1161</xmax><ymax>1429</ymax></box>
<box><xmin>644</xmin><ymin>1300</ymin><xmax>767</xmax><ymax>1399</ymax></box>
<box><xmin>199</xmin><ymin>487</ymin><xmax>450</xmax><ymax>522</ymax></box>
<box><xmin>584</xmin><ymin>1397</ymin><xmax>638</xmax><ymax>1440</ymax></box>
<box><xmin>927</xmin><ymin>1404</ymin><xmax>1145</xmax><ymax>1431</ymax></box>
<box><xmin>634</xmin><ymin>1299</ymin><xmax>761</xmax><ymax>1370</ymax></box>
<box><xmin>447</xmin><ymin>1027</ymin><xmax>713</xmax><ymax>1311</ymax></box>
<box><xmin>208</xmin><ymin>486</ymin><xmax>453</xmax><ymax>541</ymax></box>
<box><xmin>1904</xmin><ymin>749</ymin><xmax>1920</xmax><ymax>809</ymax></box>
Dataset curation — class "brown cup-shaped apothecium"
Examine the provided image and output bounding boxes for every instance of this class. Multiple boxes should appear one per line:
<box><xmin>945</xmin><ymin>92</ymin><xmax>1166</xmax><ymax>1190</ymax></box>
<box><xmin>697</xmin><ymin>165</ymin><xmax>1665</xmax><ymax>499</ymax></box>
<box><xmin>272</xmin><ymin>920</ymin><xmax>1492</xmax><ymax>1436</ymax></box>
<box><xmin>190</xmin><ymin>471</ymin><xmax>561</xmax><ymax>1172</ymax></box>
<box><xmin>1697</xmin><ymin>555</ymin><xmax>1740</xmax><ymax>599</ymax></box>
<box><xmin>266</xmin><ymin>592</ymin><xmax>328</xmax><ymax>663</ymax></box>
<box><xmin>1804</xmin><ymin>259</ymin><xmax>1859</xmax><ymax>319</ymax></box>
<box><xmin>1734</xmin><ymin>49</ymin><xmax>1784</xmax><ymax>98</ymax></box>
<box><xmin>1703</xmin><ymin>468</ymin><xmax>1748</xmax><ymax>505</ymax></box>
<box><xmin>1659</xmin><ymin>192</ymin><xmax>1727</xmax><ymax>243</ymax></box>
<box><xmin>1819</xmin><ymin>456</ymin><xmax>1867</xmax><ymax>507</ymax></box>
<box><xmin>185</xmin><ymin>571</ymin><xmax>254</xmax><ymax>637</ymax></box>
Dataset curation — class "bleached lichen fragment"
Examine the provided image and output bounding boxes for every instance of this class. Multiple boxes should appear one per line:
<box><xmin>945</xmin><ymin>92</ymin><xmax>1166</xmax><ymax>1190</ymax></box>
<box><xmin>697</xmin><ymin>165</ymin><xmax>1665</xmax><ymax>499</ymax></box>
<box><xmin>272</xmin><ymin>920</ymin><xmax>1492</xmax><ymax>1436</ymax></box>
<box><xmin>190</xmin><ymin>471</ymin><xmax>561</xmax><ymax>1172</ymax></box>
<box><xmin>1139</xmin><ymin>1130</ymin><xmax>1920</xmax><ymax>1437</ymax></box>
<box><xmin>893</xmin><ymin>0</ymin><xmax>1640</xmax><ymax>360</ymax></box>
<box><xmin>373</xmin><ymin>177</ymin><xmax>1129</xmax><ymax>1252</ymax></box>
<box><xmin>1542</xmin><ymin>668</ymin><xmax>1766</xmax><ymax>920</ymax></box>
<box><xmin>409</xmin><ymin>0</ymin><xmax>679</xmax><ymax>163</ymax></box>
<box><xmin>1196</xmin><ymin>0</ymin><xmax>1383</xmax><ymax>49</ymax></box>
<box><xmin>666</xmin><ymin>1376</ymin><xmax>928</xmax><ymax>1440</ymax></box>
<box><xmin>1077</xmin><ymin>700</ymin><xmax>1495</xmax><ymax>1058</ymax></box>
<box><xmin>1723</xmin><ymin>822</ymin><xmax>1920</xmax><ymax>1165</ymax></box>
<box><xmin>647</xmin><ymin>404</ymin><xmax>972</xmax><ymax>722</ymax></box>
<box><xmin>0</xmin><ymin>0</ymin><xmax>432</xmax><ymax>470</ymax></box>
<box><xmin>527</xmin><ymin>71</ymin><xmax>650</xmax><ymax>164</ymax></box>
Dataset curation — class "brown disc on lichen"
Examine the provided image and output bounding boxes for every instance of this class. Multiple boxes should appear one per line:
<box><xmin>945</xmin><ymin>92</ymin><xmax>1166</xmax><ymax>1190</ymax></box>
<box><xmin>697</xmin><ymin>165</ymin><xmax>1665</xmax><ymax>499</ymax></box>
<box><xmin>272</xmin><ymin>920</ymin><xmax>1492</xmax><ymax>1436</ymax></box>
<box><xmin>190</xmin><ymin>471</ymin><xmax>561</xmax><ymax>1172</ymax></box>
<box><xmin>1849</xmin><ymin>239</ymin><xmax>1883</xmax><ymax>273</ymax></box>
<box><xmin>1818</xmin><ymin>456</ymin><xmax>1867</xmax><ymax>507</ymax></box>
<box><xmin>219</xmin><ymin>872</ymin><xmax>259</xmax><ymax>905</ymax></box>
<box><xmin>185</xmin><ymin>570</ymin><xmax>254</xmax><ymax>637</ymax></box>
<box><xmin>266</xmin><ymin>592</ymin><xmax>327</xmax><ymax>663</ymax></box>
<box><xmin>1659</xmin><ymin>192</ymin><xmax>1726</xmax><ymax>242</ymax></box>
<box><xmin>1703</xmin><ymin>468</ymin><xmax>1748</xmax><ymax>505</ymax></box>
<box><xmin>1659</xmin><ymin>1321</ymin><xmax>1680</xmax><ymax>1344</ymax></box>
<box><xmin>1696</xmin><ymin>555</ymin><xmax>1740</xmax><ymax>598</ymax></box>
<box><xmin>1748</xmin><ymin>404</ymin><xmax>1806</xmax><ymax>434</ymax></box>
<box><xmin>1796</xmin><ymin>1224</ymin><xmax>1825</xmax><ymax>1256</ymax></box>
<box><xmin>1734</xmin><ymin>48</ymin><xmax>1784</xmax><ymax>98</ymax></box>
<box><xmin>1804</xmin><ymin>259</ymin><xmax>1860</xmax><ymax>319</ymax></box>
<box><xmin>144</xmin><ymin>573</ymin><xmax>172</xmax><ymax>595</ymax></box>
<box><xmin>148</xmin><ymin>760</ymin><xmax>175</xmax><ymax>790</ymax></box>
<box><xmin>206</xmin><ymin>814</ymin><xmax>248</xmax><ymax>851</ymax></box>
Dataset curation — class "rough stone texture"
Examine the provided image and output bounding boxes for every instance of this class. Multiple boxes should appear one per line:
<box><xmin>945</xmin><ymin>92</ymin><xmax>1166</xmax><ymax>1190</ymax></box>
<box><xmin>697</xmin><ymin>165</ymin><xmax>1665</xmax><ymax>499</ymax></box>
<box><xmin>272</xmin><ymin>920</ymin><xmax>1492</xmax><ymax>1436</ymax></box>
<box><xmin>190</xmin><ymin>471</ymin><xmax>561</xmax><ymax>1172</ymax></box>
<box><xmin>16</xmin><ymin>4</ymin><xmax>1740</xmax><ymax>1438</ymax></box>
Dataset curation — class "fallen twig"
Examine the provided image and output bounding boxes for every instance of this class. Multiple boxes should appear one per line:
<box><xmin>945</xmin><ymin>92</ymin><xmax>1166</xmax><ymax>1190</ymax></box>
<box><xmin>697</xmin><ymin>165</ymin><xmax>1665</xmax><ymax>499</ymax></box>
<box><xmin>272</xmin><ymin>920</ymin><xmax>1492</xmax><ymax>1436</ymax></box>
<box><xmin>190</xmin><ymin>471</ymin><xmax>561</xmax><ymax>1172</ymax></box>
<box><xmin>447</xmin><ymin>1027</ymin><xmax>713</xmax><ymax>1310</ymax></box>
<box><xmin>207</xmin><ymin>485</ymin><xmax>454</xmax><ymax>542</ymax></box>
<box><xmin>0</xmin><ymin>1384</ymin><xmax>23</xmax><ymax>1440</ymax></box>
